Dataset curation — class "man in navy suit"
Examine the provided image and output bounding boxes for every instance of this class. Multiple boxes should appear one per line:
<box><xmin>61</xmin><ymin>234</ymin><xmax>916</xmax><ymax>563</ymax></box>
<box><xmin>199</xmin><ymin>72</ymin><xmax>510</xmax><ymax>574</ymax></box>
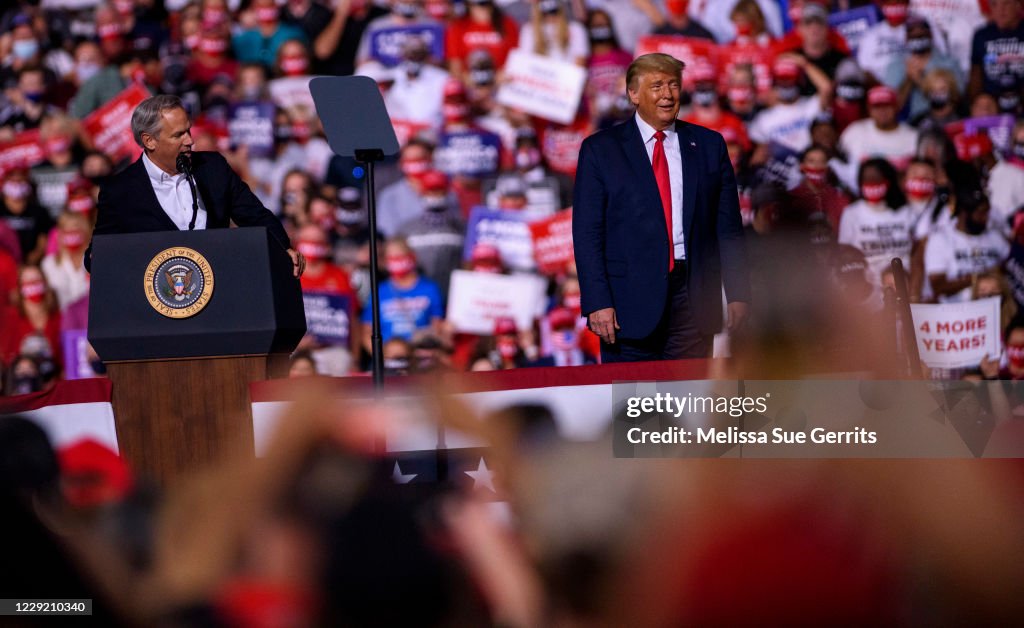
<box><xmin>84</xmin><ymin>94</ymin><xmax>304</xmax><ymax>276</ymax></box>
<box><xmin>572</xmin><ymin>53</ymin><xmax>750</xmax><ymax>362</ymax></box>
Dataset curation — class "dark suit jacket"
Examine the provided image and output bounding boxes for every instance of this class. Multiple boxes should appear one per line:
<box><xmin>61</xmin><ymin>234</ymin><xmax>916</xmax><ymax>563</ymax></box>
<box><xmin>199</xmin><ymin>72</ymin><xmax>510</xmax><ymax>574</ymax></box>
<box><xmin>84</xmin><ymin>151</ymin><xmax>290</xmax><ymax>271</ymax></box>
<box><xmin>572</xmin><ymin>118</ymin><xmax>750</xmax><ymax>339</ymax></box>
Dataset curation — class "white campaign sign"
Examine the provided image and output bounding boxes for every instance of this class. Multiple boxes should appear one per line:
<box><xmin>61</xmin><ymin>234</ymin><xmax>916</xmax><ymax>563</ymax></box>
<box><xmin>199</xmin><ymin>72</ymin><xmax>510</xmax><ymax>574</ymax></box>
<box><xmin>910</xmin><ymin>297</ymin><xmax>1001</xmax><ymax>369</ymax></box>
<box><xmin>496</xmin><ymin>50</ymin><xmax>586</xmax><ymax>125</ymax></box>
<box><xmin>446</xmin><ymin>269</ymin><xmax>548</xmax><ymax>334</ymax></box>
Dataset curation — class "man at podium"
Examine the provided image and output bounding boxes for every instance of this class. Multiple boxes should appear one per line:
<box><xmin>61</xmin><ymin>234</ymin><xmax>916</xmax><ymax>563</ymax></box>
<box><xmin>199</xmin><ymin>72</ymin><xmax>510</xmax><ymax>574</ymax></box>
<box><xmin>84</xmin><ymin>94</ymin><xmax>305</xmax><ymax>277</ymax></box>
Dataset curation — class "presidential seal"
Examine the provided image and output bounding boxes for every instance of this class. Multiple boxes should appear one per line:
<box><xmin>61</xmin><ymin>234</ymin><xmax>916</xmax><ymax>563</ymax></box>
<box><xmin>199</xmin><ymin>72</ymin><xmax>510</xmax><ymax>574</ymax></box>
<box><xmin>143</xmin><ymin>247</ymin><xmax>214</xmax><ymax>318</ymax></box>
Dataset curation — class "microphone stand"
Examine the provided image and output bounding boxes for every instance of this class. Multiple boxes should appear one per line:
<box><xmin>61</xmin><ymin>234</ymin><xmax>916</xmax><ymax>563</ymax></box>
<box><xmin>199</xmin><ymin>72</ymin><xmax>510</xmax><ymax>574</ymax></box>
<box><xmin>176</xmin><ymin>153</ymin><xmax>200</xmax><ymax>230</ymax></box>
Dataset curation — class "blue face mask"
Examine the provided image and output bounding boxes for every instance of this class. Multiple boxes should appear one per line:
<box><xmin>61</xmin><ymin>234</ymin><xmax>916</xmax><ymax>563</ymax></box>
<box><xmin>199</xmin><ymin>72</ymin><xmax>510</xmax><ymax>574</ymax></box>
<box><xmin>13</xmin><ymin>39</ymin><xmax>39</xmax><ymax>60</ymax></box>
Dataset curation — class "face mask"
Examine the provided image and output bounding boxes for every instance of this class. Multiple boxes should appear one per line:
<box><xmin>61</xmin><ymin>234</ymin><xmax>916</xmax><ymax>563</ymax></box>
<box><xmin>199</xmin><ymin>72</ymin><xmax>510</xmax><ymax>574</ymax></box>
<box><xmin>11</xmin><ymin>374</ymin><xmax>41</xmax><ymax>395</ymax></box>
<box><xmin>539</xmin><ymin>0</ymin><xmax>560</xmax><ymax>14</ymax></box>
<box><xmin>881</xmin><ymin>3</ymin><xmax>908</xmax><ymax>26</ymax></box>
<box><xmin>905</xmin><ymin>177</ymin><xmax>935</xmax><ymax>199</ymax></box>
<box><xmin>727</xmin><ymin>86</ymin><xmax>753</xmax><ymax>108</ymax></box>
<box><xmin>297</xmin><ymin>240</ymin><xmax>330</xmax><ymax>260</ymax></box>
<box><xmin>114</xmin><ymin>0</ymin><xmax>134</xmax><ymax>14</ymax></box>
<box><xmin>692</xmin><ymin>88</ymin><xmax>718</xmax><ymax>107</ymax></box>
<box><xmin>394</xmin><ymin>2</ymin><xmax>418</xmax><ymax>18</ymax></box>
<box><xmin>965</xmin><ymin>214</ymin><xmax>987</xmax><ymax>236</ymax></box>
<box><xmin>280</xmin><ymin>56</ymin><xmax>309</xmax><ymax>76</ymax></box>
<box><xmin>21</xmin><ymin>280</ymin><xmax>46</xmax><ymax>303</ymax></box>
<box><xmin>589</xmin><ymin>26</ymin><xmax>613</xmax><ymax>42</ymax></box>
<box><xmin>97</xmin><ymin>23</ymin><xmax>123</xmax><ymax>40</ymax></box>
<box><xmin>1012</xmin><ymin>143</ymin><xmax>1024</xmax><ymax>162</ymax></box>
<box><xmin>386</xmin><ymin>255</ymin><xmax>416</xmax><ymax>277</ymax></box>
<box><xmin>401</xmin><ymin>158</ymin><xmax>430</xmax><ymax>178</ymax></box>
<box><xmin>23</xmin><ymin>90</ymin><xmax>44</xmax><ymax>104</ymax></box>
<box><xmin>242</xmin><ymin>85</ymin><xmax>262</xmax><ymax>100</ymax></box>
<box><xmin>775</xmin><ymin>84</ymin><xmax>800</xmax><ymax>103</ymax></box>
<box><xmin>61</xmin><ymin>230</ymin><xmax>86</xmax><ymax>250</ymax></box>
<box><xmin>906</xmin><ymin>36</ymin><xmax>931</xmax><ymax>54</ymax></box>
<box><xmin>256</xmin><ymin>6</ymin><xmax>279</xmax><ymax>22</ymax></box>
<box><xmin>46</xmin><ymin>136</ymin><xmax>72</xmax><ymax>155</ymax></box>
<box><xmin>383</xmin><ymin>357</ymin><xmax>410</xmax><ymax>373</ymax></box>
<box><xmin>497</xmin><ymin>337</ymin><xmax>518</xmax><ymax>359</ymax></box>
<box><xmin>563</xmin><ymin>293</ymin><xmax>581</xmax><ymax>310</ymax></box>
<box><xmin>426</xmin><ymin>0</ymin><xmax>448</xmax><ymax>19</ymax></box>
<box><xmin>4</xmin><ymin>181</ymin><xmax>31</xmax><ymax>200</ymax></box>
<box><xmin>928</xmin><ymin>91</ymin><xmax>950</xmax><ymax>110</ymax></box>
<box><xmin>666</xmin><ymin>0</ymin><xmax>687</xmax><ymax>17</ymax></box>
<box><xmin>403</xmin><ymin>60</ymin><xmax>423</xmax><ymax>78</ymax></box>
<box><xmin>200</xmin><ymin>37</ymin><xmax>228</xmax><ymax>55</ymax></box>
<box><xmin>68</xmin><ymin>195</ymin><xmax>95</xmax><ymax>213</ymax></box>
<box><xmin>862</xmin><ymin>182</ymin><xmax>888</xmax><ymax>204</ymax></box>
<box><xmin>291</xmin><ymin>121</ymin><xmax>311</xmax><ymax>142</ymax></box>
<box><xmin>77</xmin><ymin>62</ymin><xmax>101</xmax><ymax>83</ymax></box>
<box><xmin>802</xmin><ymin>165</ymin><xmax>826</xmax><ymax>183</ymax></box>
<box><xmin>131</xmin><ymin>67</ymin><xmax>147</xmax><ymax>83</ymax></box>
<box><xmin>735</xmin><ymin>22</ymin><xmax>753</xmax><ymax>36</ymax></box>
<box><xmin>1008</xmin><ymin>344</ymin><xmax>1024</xmax><ymax>369</ymax></box>
<box><xmin>998</xmin><ymin>92</ymin><xmax>1020</xmax><ymax>113</ymax></box>
<box><xmin>515</xmin><ymin>148</ymin><xmax>541</xmax><ymax>169</ymax></box>
<box><xmin>423</xmin><ymin>196</ymin><xmax>447</xmax><ymax>211</ymax></box>
<box><xmin>470</xmin><ymin>68</ymin><xmax>494</xmax><ymax>85</ymax></box>
<box><xmin>551</xmin><ymin>329</ymin><xmax>577</xmax><ymax>351</ymax></box>
<box><xmin>13</xmin><ymin>40</ymin><xmax>39</xmax><ymax>60</ymax></box>
<box><xmin>836</xmin><ymin>83</ymin><xmax>864</xmax><ymax>102</ymax></box>
<box><xmin>443</xmin><ymin>101</ymin><xmax>469</xmax><ymax>122</ymax></box>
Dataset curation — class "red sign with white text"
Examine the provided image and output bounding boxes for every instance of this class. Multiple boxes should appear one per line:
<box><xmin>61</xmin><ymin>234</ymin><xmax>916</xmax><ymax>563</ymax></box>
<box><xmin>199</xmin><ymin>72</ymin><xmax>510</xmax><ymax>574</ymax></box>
<box><xmin>82</xmin><ymin>83</ymin><xmax>149</xmax><ymax>163</ymax></box>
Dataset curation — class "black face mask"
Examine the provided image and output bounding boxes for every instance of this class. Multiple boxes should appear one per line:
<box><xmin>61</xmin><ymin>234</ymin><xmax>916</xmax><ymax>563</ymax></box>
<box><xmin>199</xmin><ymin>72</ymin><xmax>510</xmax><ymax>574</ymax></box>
<box><xmin>589</xmin><ymin>26</ymin><xmax>613</xmax><ymax>42</ymax></box>
<box><xmin>10</xmin><ymin>375</ymin><xmax>41</xmax><ymax>395</ymax></box>
<box><xmin>966</xmin><ymin>217</ymin><xmax>987</xmax><ymax>236</ymax></box>
<box><xmin>692</xmin><ymin>88</ymin><xmax>718</xmax><ymax>107</ymax></box>
<box><xmin>928</xmin><ymin>92</ymin><xmax>950</xmax><ymax>110</ymax></box>
<box><xmin>836</xmin><ymin>83</ymin><xmax>864</xmax><ymax>102</ymax></box>
<box><xmin>906</xmin><ymin>36</ymin><xmax>932</xmax><ymax>55</ymax></box>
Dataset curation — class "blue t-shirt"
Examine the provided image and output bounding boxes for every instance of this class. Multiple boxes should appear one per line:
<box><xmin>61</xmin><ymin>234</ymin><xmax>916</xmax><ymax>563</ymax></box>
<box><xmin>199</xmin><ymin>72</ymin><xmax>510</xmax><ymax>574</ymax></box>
<box><xmin>232</xmin><ymin>24</ymin><xmax>308</xmax><ymax>67</ymax></box>
<box><xmin>361</xmin><ymin>276</ymin><xmax>444</xmax><ymax>341</ymax></box>
<box><xmin>971</xmin><ymin>21</ymin><xmax>1024</xmax><ymax>94</ymax></box>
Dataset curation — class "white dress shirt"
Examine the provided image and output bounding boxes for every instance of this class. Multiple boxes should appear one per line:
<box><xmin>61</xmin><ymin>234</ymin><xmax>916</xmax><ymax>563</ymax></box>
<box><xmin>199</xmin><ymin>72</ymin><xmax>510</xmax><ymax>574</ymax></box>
<box><xmin>142</xmin><ymin>152</ymin><xmax>208</xmax><ymax>231</ymax></box>
<box><xmin>635</xmin><ymin>113</ymin><xmax>685</xmax><ymax>260</ymax></box>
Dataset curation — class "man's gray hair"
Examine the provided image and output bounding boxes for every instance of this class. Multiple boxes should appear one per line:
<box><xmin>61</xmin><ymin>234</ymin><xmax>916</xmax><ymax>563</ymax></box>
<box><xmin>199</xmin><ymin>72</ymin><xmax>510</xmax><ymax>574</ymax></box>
<box><xmin>131</xmin><ymin>95</ymin><xmax>185</xmax><ymax>148</ymax></box>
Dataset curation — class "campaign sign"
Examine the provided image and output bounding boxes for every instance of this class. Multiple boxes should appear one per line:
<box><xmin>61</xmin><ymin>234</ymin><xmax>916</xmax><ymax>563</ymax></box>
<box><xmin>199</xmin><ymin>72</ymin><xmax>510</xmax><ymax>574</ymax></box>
<box><xmin>82</xmin><ymin>83</ymin><xmax>149</xmax><ymax>163</ymax></box>
<box><xmin>496</xmin><ymin>50</ymin><xmax>586</xmax><ymax>125</ymax></box>
<box><xmin>962</xmin><ymin>115</ymin><xmax>1017</xmax><ymax>155</ymax></box>
<box><xmin>910</xmin><ymin>297</ymin><xmax>1000</xmax><ymax>369</ymax></box>
<box><xmin>434</xmin><ymin>130</ymin><xmax>502</xmax><ymax>177</ymax></box>
<box><xmin>302</xmin><ymin>291</ymin><xmax>352</xmax><ymax>347</ymax></box>
<box><xmin>530</xmin><ymin>209</ymin><xmax>573</xmax><ymax>276</ymax></box>
<box><xmin>62</xmin><ymin>330</ymin><xmax>99</xmax><ymax>380</ymax></box>
<box><xmin>228</xmin><ymin>102</ymin><xmax>275</xmax><ymax>158</ymax></box>
<box><xmin>463</xmin><ymin>206</ymin><xmax>535</xmax><ymax>271</ymax></box>
<box><xmin>369</xmin><ymin>24</ymin><xmax>445</xmax><ymax>66</ymax></box>
<box><xmin>829</xmin><ymin>6</ymin><xmax>879</xmax><ymax>54</ymax></box>
<box><xmin>391</xmin><ymin>119</ymin><xmax>433</xmax><ymax>147</ymax></box>
<box><xmin>719</xmin><ymin>41</ymin><xmax>775</xmax><ymax>95</ymax></box>
<box><xmin>634</xmin><ymin>35</ymin><xmax>719</xmax><ymax>89</ymax></box>
<box><xmin>0</xmin><ymin>129</ymin><xmax>46</xmax><ymax>177</ymax></box>
<box><xmin>268</xmin><ymin>76</ymin><xmax>315</xmax><ymax>112</ymax></box>
<box><xmin>446</xmin><ymin>269</ymin><xmax>547</xmax><ymax>334</ymax></box>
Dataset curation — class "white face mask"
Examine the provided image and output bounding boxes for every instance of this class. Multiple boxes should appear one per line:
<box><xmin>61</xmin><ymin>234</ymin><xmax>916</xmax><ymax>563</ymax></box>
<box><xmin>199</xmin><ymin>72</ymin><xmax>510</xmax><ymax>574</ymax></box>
<box><xmin>77</xmin><ymin>61</ymin><xmax>101</xmax><ymax>83</ymax></box>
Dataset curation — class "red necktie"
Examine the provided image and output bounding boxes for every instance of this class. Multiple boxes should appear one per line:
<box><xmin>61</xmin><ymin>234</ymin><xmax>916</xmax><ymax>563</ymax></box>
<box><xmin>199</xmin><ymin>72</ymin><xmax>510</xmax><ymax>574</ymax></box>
<box><xmin>652</xmin><ymin>130</ymin><xmax>674</xmax><ymax>271</ymax></box>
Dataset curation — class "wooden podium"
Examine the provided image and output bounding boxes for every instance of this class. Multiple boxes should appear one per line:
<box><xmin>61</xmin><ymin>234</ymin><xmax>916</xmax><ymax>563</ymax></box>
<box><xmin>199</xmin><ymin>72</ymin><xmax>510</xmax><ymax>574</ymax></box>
<box><xmin>88</xmin><ymin>228</ymin><xmax>305</xmax><ymax>485</ymax></box>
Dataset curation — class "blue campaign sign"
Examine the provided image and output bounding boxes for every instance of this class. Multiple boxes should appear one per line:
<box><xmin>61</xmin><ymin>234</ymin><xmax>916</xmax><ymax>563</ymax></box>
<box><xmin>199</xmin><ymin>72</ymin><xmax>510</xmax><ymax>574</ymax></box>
<box><xmin>434</xmin><ymin>130</ymin><xmax>502</xmax><ymax>177</ymax></box>
<box><xmin>228</xmin><ymin>101</ymin><xmax>275</xmax><ymax>159</ymax></box>
<box><xmin>829</xmin><ymin>6</ymin><xmax>879</xmax><ymax>54</ymax></box>
<box><xmin>302</xmin><ymin>291</ymin><xmax>352</xmax><ymax>346</ymax></box>
<box><xmin>463</xmin><ymin>206</ymin><xmax>536</xmax><ymax>272</ymax></box>
<box><xmin>370</xmin><ymin>24</ymin><xmax>445</xmax><ymax>67</ymax></box>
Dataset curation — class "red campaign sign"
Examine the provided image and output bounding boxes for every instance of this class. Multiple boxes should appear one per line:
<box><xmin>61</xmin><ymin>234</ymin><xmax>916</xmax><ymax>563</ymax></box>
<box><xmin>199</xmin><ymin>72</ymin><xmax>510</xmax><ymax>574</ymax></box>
<box><xmin>541</xmin><ymin>121</ymin><xmax>588</xmax><ymax>177</ymax></box>
<box><xmin>391</xmin><ymin>119</ymin><xmax>432</xmax><ymax>148</ymax></box>
<box><xmin>635</xmin><ymin>36</ymin><xmax>720</xmax><ymax>89</ymax></box>
<box><xmin>0</xmin><ymin>129</ymin><xmax>46</xmax><ymax>177</ymax></box>
<box><xmin>718</xmin><ymin>42</ymin><xmax>779</xmax><ymax>96</ymax></box>
<box><xmin>530</xmin><ymin>209</ymin><xmax>573</xmax><ymax>276</ymax></box>
<box><xmin>82</xmin><ymin>83</ymin><xmax>149</xmax><ymax>163</ymax></box>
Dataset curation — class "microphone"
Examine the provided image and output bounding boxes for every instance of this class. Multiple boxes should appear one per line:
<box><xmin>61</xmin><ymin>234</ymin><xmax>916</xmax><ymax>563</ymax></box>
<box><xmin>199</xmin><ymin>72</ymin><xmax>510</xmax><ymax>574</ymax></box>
<box><xmin>176</xmin><ymin>152</ymin><xmax>200</xmax><ymax>231</ymax></box>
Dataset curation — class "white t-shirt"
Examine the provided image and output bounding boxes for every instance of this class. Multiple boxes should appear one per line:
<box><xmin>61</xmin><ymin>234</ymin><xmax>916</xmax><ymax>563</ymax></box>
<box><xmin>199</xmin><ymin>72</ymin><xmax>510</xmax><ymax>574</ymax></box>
<box><xmin>385</xmin><ymin>64</ymin><xmax>450</xmax><ymax>129</ymax></box>
<box><xmin>856</xmin><ymin>21</ymin><xmax>906</xmax><ymax>82</ymax></box>
<box><xmin>924</xmin><ymin>225</ymin><xmax>1010</xmax><ymax>303</ymax></box>
<box><xmin>838</xmin><ymin>200</ymin><xmax>914</xmax><ymax>285</ymax></box>
<box><xmin>987</xmin><ymin>159</ymin><xmax>1024</xmax><ymax>237</ymax></box>
<box><xmin>838</xmin><ymin>119</ymin><xmax>918</xmax><ymax>174</ymax></box>
<box><xmin>517</xmin><ymin>20</ymin><xmax>590</xmax><ymax>63</ymax></box>
<box><xmin>911</xmin><ymin>199</ymin><xmax>955</xmax><ymax>242</ymax></box>
<box><xmin>748</xmin><ymin>96</ymin><xmax>820</xmax><ymax>154</ymax></box>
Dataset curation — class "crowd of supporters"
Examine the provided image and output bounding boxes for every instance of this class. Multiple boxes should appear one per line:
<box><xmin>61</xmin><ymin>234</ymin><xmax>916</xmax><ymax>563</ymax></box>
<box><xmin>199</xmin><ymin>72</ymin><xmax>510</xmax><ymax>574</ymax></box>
<box><xmin>2</xmin><ymin>0</ymin><xmax>1024</xmax><ymax>391</ymax></box>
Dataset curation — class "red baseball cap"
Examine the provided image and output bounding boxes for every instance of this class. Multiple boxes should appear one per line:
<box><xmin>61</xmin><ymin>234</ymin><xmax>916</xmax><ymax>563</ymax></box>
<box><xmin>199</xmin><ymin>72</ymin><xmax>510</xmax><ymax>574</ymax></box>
<box><xmin>691</xmin><ymin>62</ymin><xmax>717</xmax><ymax>84</ymax></box>
<box><xmin>58</xmin><ymin>439</ymin><xmax>133</xmax><ymax>508</ymax></box>
<box><xmin>548</xmin><ymin>307</ymin><xmax>576</xmax><ymax>330</ymax></box>
<box><xmin>867</xmin><ymin>85</ymin><xmax>898</xmax><ymax>107</ymax></box>
<box><xmin>493</xmin><ymin>316</ymin><xmax>517</xmax><ymax>336</ymax></box>
<box><xmin>772</xmin><ymin>58</ymin><xmax>801</xmax><ymax>81</ymax></box>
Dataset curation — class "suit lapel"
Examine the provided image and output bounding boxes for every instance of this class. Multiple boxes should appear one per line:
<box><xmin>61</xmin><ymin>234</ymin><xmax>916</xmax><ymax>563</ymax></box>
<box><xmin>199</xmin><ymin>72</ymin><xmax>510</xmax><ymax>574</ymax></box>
<box><xmin>131</xmin><ymin>157</ymin><xmax>180</xmax><ymax>231</ymax></box>
<box><xmin>619</xmin><ymin>120</ymin><xmax>663</xmax><ymax>220</ymax></box>
<box><xmin>676</xmin><ymin>120</ymin><xmax>698</xmax><ymax>244</ymax></box>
